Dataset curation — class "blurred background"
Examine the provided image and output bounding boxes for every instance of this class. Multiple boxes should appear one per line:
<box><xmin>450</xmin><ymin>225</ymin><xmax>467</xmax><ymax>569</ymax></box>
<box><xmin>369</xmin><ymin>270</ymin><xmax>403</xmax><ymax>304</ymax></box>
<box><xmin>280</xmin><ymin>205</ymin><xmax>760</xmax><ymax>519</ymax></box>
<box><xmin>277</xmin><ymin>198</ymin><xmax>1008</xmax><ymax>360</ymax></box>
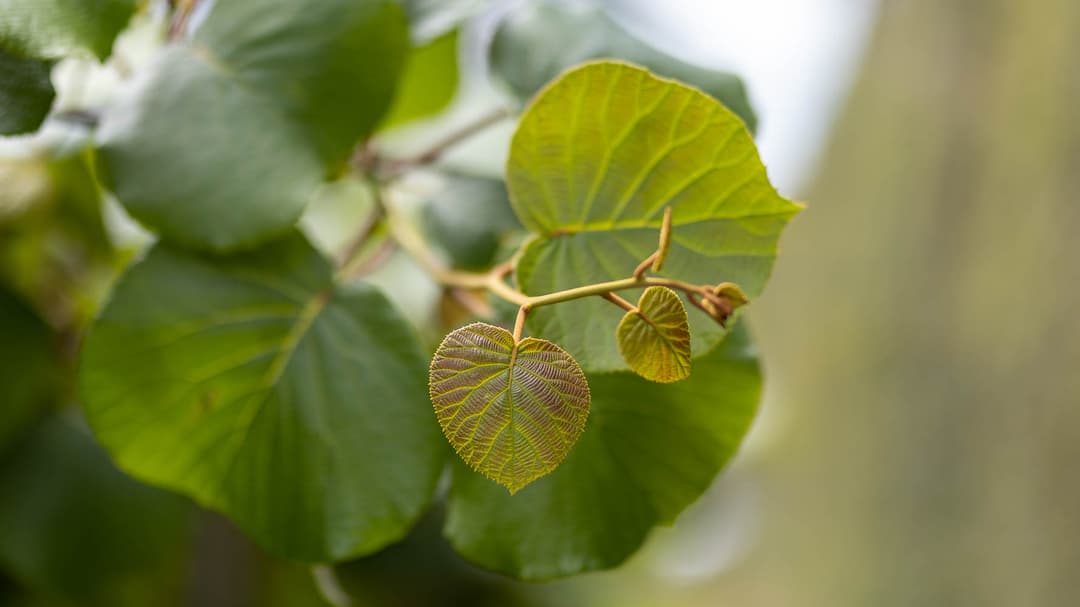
<box><xmin>3</xmin><ymin>0</ymin><xmax>1080</xmax><ymax>605</ymax></box>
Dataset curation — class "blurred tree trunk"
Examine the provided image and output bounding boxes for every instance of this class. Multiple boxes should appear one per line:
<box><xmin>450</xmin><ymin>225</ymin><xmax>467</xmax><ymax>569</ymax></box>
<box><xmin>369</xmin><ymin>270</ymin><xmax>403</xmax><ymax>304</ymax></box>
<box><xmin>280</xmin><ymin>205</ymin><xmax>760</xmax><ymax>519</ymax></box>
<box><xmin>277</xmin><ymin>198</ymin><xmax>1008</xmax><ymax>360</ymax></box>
<box><xmin>746</xmin><ymin>0</ymin><xmax>1080</xmax><ymax>605</ymax></box>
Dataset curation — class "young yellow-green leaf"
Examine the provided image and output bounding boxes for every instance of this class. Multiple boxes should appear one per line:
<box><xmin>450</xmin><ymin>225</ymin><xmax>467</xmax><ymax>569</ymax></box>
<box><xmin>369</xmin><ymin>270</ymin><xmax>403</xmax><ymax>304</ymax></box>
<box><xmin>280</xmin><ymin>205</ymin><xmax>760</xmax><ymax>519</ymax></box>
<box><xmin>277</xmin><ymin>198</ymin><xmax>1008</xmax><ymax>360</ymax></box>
<box><xmin>429</xmin><ymin>322</ymin><xmax>590</xmax><ymax>494</ymax></box>
<box><xmin>509</xmin><ymin>61</ymin><xmax>801</xmax><ymax>373</ymax></box>
<box><xmin>616</xmin><ymin>287</ymin><xmax>691</xmax><ymax>383</ymax></box>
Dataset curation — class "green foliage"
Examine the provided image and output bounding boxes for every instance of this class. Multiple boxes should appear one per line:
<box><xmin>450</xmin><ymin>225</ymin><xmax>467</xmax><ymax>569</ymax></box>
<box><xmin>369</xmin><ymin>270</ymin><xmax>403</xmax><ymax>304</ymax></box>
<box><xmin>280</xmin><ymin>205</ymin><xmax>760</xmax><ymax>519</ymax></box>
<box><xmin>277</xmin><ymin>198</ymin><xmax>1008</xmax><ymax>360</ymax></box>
<box><xmin>489</xmin><ymin>0</ymin><xmax>758</xmax><ymax>131</ymax></box>
<box><xmin>0</xmin><ymin>48</ymin><xmax>54</xmax><ymax>136</ymax></box>
<box><xmin>0</xmin><ymin>151</ymin><xmax>114</xmax><ymax>326</ymax></box>
<box><xmin>616</xmin><ymin>287</ymin><xmax>692</xmax><ymax>383</ymax></box>
<box><xmin>509</xmin><ymin>61</ymin><xmax>800</xmax><ymax>372</ymax></box>
<box><xmin>0</xmin><ymin>0</ymin><xmax>135</xmax><ymax>60</ymax></box>
<box><xmin>430</xmin><ymin>322</ymin><xmax>590</xmax><ymax>494</ymax></box>
<box><xmin>0</xmin><ymin>413</ymin><xmax>193</xmax><ymax>602</ymax></box>
<box><xmin>0</xmin><ymin>0</ymin><xmax>798</xmax><ymax>593</ymax></box>
<box><xmin>96</xmin><ymin>0</ymin><xmax>408</xmax><ymax>251</ymax></box>
<box><xmin>0</xmin><ymin>288</ymin><xmax>57</xmax><ymax>451</ymax></box>
<box><xmin>444</xmin><ymin>325</ymin><xmax>761</xmax><ymax>579</ymax></box>
<box><xmin>381</xmin><ymin>29</ymin><xmax>460</xmax><ymax>130</ymax></box>
<box><xmin>79</xmin><ymin>232</ymin><xmax>444</xmax><ymax>561</ymax></box>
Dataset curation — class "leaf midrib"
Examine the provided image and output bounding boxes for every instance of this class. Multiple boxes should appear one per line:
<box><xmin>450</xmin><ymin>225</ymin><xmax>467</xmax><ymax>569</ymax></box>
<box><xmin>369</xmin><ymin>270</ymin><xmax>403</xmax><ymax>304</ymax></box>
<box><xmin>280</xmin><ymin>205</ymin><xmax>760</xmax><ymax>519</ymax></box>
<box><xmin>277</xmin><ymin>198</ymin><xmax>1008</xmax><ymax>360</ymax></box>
<box><xmin>263</xmin><ymin>288</ymin><xmax>331</xmax><ymax>385</ymax></box>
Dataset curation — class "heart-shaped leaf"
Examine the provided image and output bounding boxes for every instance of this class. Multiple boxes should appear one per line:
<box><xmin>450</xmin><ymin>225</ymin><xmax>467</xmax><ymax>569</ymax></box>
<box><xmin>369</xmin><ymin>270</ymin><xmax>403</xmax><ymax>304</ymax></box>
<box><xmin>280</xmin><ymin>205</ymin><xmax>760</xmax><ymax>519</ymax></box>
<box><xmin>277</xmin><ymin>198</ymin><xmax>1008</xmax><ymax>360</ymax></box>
<box><xmin>429</xmin><ymin>322</ymin><xmax>590</xmax><ymax>494</ymax></box>
<box><xmin>444</xmin><ymin>324</ymin><xmax>762</xmax><ymax>579</ymax></box>
<box><xmin>508</xmin><ymin>61</ymin><xmax>800</xmax><ymax>372</ymax></box>
<box><xmin>616</xmin><ymin>286</ymin><xmax>691</xmax><ymax>383</ymax></box>
<box><xmin>79</xmin><ymin>232</ymin><xmax>444</xmax><ymax>561</ymax></box>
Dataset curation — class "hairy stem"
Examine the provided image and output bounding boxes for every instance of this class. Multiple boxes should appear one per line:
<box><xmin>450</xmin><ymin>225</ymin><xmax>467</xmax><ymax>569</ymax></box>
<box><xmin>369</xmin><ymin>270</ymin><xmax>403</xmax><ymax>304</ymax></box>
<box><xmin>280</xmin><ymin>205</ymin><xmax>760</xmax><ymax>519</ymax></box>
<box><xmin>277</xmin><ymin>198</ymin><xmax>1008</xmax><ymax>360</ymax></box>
<box><xmin>602</xmin><ymin>292</ymin><xmax>637</xmax><ymax>313</ymax></box>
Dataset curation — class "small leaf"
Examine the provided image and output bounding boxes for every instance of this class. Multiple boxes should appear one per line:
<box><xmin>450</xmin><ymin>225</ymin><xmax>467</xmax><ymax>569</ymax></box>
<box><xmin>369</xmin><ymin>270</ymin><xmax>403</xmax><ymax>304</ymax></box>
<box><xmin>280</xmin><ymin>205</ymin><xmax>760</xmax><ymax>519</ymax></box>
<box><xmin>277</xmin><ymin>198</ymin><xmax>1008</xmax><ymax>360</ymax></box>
<box><xmin>0</xmin><ymin>47</ymin><xmax>55</xmax><ymax>136</ymax></box>
<box><xmin>509</xmin><ymin>61</ymin><xmax>800</xmax><ymax>372</ymax></box>
<box><xmin>616</xmin><ymin>286</ymin><xmax>691</xmax><ymax>383</ymax></box>
<box><xmin>429</xmin><ymin>322</ymin><xmax>590</xmax><ymax>494</ymax></box>
<box><xmin>701</xmin><ymin>281</ymin><xmax>750</xmax><ymax>326</ymax></box>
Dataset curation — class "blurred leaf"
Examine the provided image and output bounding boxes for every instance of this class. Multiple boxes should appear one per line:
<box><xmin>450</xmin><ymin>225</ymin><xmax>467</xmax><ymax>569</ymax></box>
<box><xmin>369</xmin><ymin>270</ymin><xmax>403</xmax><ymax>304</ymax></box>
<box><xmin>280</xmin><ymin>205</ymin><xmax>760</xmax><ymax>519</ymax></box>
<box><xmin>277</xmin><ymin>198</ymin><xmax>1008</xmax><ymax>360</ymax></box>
<box><xmin>616</xmin><ymin>286</ymin><xmax>691</xmax><ymax>383</ymax></box>
<box><xmin>79</xmin><ymin>232</ymin><xmax>444</xmax><ymax>561</ymax></box>
<box><xmin>509</xmin><ymin>62</ymin><xmax>799</xmax><ymax>372</ymax></box>
<box><xmin>0</xmin><ymin>0</ymin><xmax>135</xmax><ymax>60</ymax></box>
<box><xmin>0</xmin><ymin>412</ymin><xmax>193</xmax><ymax>603</ymax></box>
<box><xmin>444</xmin><ymin>324</ymin><xmax>761</xmax><ymax>579</ymax></box>
<box><xmin>489</xmin><ymin>1</ymin><xmax>758</xmax><ymax>131</ymax></box>
<box><xmin>430</xmin><ymin>322</ymin><xmax>590</xmax><ymax>494</ymax></box>
<box><xmin>381</xmin><ymin>29</ymin><xmax>460</xmax><ymax>130</ymax></box>
<box><xmin>195</xmin><ymin>0</ymin><xmax>407</xmax><ymax>165</ymax></box>
<box><xmin>0</xmin><ymin>287</ymin><xmax>57</xmax><ymax>451</ymax></box>
<box><xmin>96</xmin><ymin>0</ymin><xmax>408</xmax><ymax>252</ymax></box>
<box><xmin>0</xmin><ymin>151</ymin><xmax>114</xmax><ymax>328</ymax></box>
<box><xmin>333</xmin><ymin>510</ymin><xmax>549</xmax><ymax>607</ymax></box>
<box><xmin>0</xmin><ymin>48</ymin><xmax>55</xmax><ymax>136</ymax></box>
<box><xmin>422</xmin><ymin>173</ymin><xmax>521</xmax><ymax>270</ymax></box>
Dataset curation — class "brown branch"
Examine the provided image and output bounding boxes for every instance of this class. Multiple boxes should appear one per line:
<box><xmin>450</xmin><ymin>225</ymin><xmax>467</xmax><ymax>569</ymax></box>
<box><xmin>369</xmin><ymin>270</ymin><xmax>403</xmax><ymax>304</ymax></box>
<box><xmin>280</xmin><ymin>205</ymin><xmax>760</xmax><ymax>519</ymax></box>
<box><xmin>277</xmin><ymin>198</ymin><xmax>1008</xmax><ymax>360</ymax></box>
<box><xmin>379</xmin><ymin>108</ymin><xmax>512</xmax><ymax>178</ymax></box>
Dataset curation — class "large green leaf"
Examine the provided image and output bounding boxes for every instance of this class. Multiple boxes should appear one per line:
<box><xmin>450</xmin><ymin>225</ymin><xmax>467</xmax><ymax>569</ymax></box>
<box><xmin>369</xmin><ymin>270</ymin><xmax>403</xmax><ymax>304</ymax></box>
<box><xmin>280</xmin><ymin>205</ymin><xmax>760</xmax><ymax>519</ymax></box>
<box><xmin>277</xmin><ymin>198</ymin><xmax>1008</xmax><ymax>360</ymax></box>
<box><xmin>509</xmin><ymin>61</ymin><xmax>800</xmax><ymax>372</ymax></box>
<box><xmin>444</xmin><ymin>324</ymin><xmax>761</xmax><ymax>579</ymax></box>
<box><xmin>429</xmin><ymin>322</ymin><xmax>590</xmax><ymax>494</ymax></box>
<box><xmin>96</xmin><ymin>0</ymin><xmax>408</xmax><ymax>252</ymax></box>
<box><xmin>79</xmin><ymin>232</ymin><xmax>444</xmax><ymax>561</ymax></box>
<box><xmin>195</xmin><ymin>0</ymin><xmax>407</xmax><ymax>164</ymax></box>
<box><xmin>0</xmin><ymin>287</ymin><xmax>57</xmax><ymax>451</ymax></box>
<box><xmin>0</xmin><ymin>412</ymin><xmax>193</xmax><ymax>602</ymax></box>
<box><xmin>489</xmin><ymin>1</ymin><xmax>757</xmax><ymax>131</ymax></box>
<box><xmin>0</xmin><ymin>48</ymin><xmax>55</xmax><ymax>136</ymax></box>
<box><xmin>380</xmin><ymin>29</ymin><xmax>460</xmax><ymax>130</ymax></box>
<box><xmin>0</xmin><ymin>0</ymin><xmax>135</xmax><ymax>60</ymax></box>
